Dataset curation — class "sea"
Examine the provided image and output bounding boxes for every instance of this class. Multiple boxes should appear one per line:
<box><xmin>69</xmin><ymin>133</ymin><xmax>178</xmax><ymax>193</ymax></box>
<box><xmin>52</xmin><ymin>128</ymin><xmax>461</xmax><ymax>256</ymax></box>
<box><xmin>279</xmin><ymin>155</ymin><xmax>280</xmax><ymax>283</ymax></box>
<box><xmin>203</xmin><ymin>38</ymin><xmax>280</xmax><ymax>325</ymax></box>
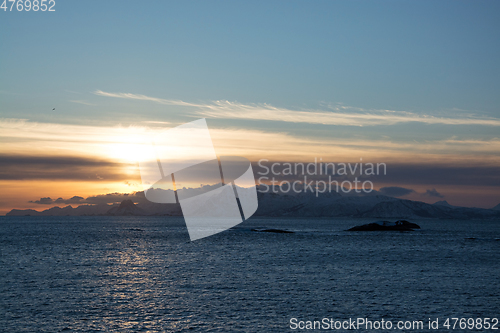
<box><xmin>1</xmin><ymin>216</ymin><xmax>499</xmax><ymax>332</ymax></box>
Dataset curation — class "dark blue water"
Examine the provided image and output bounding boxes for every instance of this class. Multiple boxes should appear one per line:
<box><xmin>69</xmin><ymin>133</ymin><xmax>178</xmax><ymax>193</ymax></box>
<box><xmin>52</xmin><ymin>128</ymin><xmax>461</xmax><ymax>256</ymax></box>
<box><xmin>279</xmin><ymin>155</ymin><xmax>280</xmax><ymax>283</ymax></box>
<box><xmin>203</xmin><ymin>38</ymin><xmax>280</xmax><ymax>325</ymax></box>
<box><xmin>1</xmin><ymin>217</ymin><xmax>499</xmax><ymax>332</ymax></box>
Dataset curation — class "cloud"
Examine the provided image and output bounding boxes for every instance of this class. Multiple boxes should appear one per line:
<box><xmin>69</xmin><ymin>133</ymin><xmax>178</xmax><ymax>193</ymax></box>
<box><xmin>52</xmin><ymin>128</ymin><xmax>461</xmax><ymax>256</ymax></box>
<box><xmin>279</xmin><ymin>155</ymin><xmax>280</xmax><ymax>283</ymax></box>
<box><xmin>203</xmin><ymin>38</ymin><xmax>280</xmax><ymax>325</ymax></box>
<box><xmin>29</xmin><ymin>193</ymin><xmax>147</xmax><ymax>205</ymax></box>
<box><xmin>252</xmin><ymin>161</ymin><xmax>500</xmax><ymax>188</ymax></box>
<box><xmin>93</xmin><ymin>90</ymin><xmax>201</xmax><ymax>108</ymax></box>
<box><xmin>29</xmin><ymin>197</ymin><xmax>54</xmax><ymax>204</ymax></box>
<box><xmin>55</xmin><ymin>196</ymin><xmax>85</xmax><ymax>204</ymax></box>
<box><xmin>30</xmin><ymin>196</ymin><xmax>85</xmax><ymax>205</ymax></box>
<box><xmin>2</xmin><ymin>118</ymin><xmax>500</xmax><ymax>167</ymax></box>
<box><xmin>69</xmin><ymin>100</ymin><xmax>96</xmax><ymax>106</ymax></box>
<box><xmin>423</xmin><ymin>188</ymin><xmax>445</xmax><ymax>198</ymax></box>
<box><xmin>84</xmin><ymin>192</ymin><xmax>146</xmax><ymax>205</ymax></box>
<box><xmin>1</xmin><ymin>118</ymin><xmax>500</xmax><ymax>191</ymax></box>
<box><xmin>374</xmin><ymin>164</ymin><xmax>500</xmax><ymax>187</ymax></box>
<box><xmin>94</xmin><ymin>90</ymin><xmax>500</xmax><ymax>127</ymax></box>
<box><xmin>378</xmin><ymin>186</ymin><xmax>416</xmax><ymax>197</ymax></box>
<box><xmin>197</xmin><ymin>101</ymin><xmax>500</xmax><ymax>127</ymax></box>
<box><xmin>0</xmin><ymin>154</ymin><xmax>129</xmax><ymax>180</ymax></box>
<box><xmin>140</xmin><ymin>121</ymin><xmax>171</xmax><ymax>125</ymax></box>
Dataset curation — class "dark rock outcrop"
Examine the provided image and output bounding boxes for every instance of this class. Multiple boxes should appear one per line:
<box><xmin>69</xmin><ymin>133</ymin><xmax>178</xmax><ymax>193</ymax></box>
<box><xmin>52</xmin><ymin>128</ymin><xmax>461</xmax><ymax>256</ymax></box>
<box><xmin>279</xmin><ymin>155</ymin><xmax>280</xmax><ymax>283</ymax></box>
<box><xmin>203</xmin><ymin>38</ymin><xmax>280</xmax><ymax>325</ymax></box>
<box><xmin>251</xmin><ymin>228</ymin><xmax>294</xmax><ymax>234</ymax></box>
<box><xmin>347</xmin><ymin>220</ymin><xmax>421</xmax><ymax>231</ymax></box>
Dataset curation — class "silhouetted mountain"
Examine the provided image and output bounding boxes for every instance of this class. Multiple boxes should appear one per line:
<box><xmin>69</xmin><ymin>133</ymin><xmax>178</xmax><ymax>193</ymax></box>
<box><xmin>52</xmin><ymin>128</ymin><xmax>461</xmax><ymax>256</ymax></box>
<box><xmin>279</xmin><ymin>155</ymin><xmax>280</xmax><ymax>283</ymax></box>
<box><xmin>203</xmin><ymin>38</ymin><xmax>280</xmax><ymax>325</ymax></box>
<box><xmin>6</xmin><ymin>209</ymin><xmax>40</xmax><ymax>216</ymax></box>
<box><xmin>433</xmin><ymin>200</ymin><xmax>455</xmax><ymax>208</ymax></box>
<box><xmin>6</xmin><ymin>190</ymin><xmax>500</xmax><ymax>219</ymax></box>
<box><xmin>6</xmin><ymin>200</ymin><xmax>182</xmax><ymax>217</ymax></box>
<box><xmin>105</xmin><ymin>200</ymin><xmax>147</xmax><ymax>216</ymax></box>
<box><xmin>254</xmin><ymin>192</ymin><xmax>500</xmax><ymax>219</ymax></box>
<box><xmin>492</xmin><ymin>203</ymin><xmax>500</xmax><ymax>211</ymax></box>
<box><xmin>6</xmin><ymin>204</ymin><xmax>114</xmax><ymax>216</ymax></box>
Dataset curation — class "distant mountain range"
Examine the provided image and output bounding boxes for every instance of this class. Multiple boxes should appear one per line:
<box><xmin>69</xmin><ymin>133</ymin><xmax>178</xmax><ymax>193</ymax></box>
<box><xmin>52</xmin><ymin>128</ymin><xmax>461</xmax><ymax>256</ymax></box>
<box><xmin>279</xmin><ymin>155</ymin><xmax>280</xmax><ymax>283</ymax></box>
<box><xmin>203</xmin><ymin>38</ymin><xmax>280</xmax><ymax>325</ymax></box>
<box><xmin>432</xmin><ymin>200</ymin><xmax>456</xmax><ymax>208</ymax></box>
<box><xmin>6</xmin><ymin>187</ymin><xmax>500</xmax><ymax>219</ymax></box>
<box><xmin>7</xmin><ymin>199</ymin><xmax>181</xmax><ymax>217</ymax></box>
<box><xmin>254</xmin><ymin>190</ymin><xmax>500</xmax><ymax>219</ymax></box>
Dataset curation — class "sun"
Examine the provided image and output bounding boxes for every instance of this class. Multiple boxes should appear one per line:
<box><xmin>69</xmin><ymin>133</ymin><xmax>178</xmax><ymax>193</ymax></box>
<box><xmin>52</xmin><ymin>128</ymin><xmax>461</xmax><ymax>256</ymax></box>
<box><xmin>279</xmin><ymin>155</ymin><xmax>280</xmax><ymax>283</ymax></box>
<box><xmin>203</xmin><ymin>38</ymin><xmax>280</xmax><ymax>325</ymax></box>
<box><xmin>104</xmin><ymin>133</ymin><xmax>153</xmax><ymax>164</ymax></box>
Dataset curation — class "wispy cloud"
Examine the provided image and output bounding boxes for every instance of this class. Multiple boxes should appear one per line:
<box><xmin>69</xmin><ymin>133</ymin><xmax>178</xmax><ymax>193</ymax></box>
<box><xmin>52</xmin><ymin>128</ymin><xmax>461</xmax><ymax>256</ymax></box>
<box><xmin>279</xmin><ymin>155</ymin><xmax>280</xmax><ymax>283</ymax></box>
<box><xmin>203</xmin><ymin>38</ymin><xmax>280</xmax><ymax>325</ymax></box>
<box><xmin>94</xmin><ymin>90</ymin><xmax>202</xmax><ymax>107</ymax></box>
<box><xmin>140</xmin><ymin>120</ymin><xmax>171</xmax><ymax>125</ymax></box>
<box><xmin>70</xmin><ymin>100</ymin><xmax>96</xmax><ymax>106</ymax></box>
<box><xmin>1</xmin><ymin>118</ymin><xmax>500</xmax><ymax>164</ymax></box>
<box><xmin>196</xmin><ymin>101</ymin><xmax>500</xmax><ymax>126</ymax></box>
<box><xmin>93</xmin><ymin>90</ymin><xmax>500</xmax><ymax>127</ymax></box>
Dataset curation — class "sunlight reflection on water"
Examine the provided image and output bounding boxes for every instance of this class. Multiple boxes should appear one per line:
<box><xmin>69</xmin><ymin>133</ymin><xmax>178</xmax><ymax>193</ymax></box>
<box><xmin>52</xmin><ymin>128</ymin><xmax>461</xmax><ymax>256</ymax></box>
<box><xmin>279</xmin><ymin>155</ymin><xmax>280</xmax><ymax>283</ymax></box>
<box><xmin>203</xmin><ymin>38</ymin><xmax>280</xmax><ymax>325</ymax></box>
<box><xmin>1</xmin><ymin>216</ymin><xmax>499</xmax><ymax>332</ymax></box>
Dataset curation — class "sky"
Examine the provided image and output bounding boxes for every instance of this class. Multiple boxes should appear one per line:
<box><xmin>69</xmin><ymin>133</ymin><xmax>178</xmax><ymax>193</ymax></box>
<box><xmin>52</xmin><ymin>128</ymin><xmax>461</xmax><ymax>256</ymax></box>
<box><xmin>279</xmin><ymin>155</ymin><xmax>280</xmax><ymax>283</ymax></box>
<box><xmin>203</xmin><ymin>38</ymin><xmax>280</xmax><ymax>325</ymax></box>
<box><xmin>1</xmin><ymin>0</ymin><xmax>500</xmax><ymax>214</ymax></box>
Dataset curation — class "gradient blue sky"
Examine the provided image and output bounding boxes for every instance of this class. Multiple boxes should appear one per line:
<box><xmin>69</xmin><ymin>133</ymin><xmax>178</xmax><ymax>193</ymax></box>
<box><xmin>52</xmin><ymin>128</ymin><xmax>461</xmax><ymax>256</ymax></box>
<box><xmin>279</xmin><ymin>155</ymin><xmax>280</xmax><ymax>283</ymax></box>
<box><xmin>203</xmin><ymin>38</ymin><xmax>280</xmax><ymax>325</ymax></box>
<box><xmin>2</xmin><ymin>1</ymin><xmax>500</xmax><ymax>121</ymax></box>
<box><xmin>1</xmin><ymin>0</ymin><xmax>500</xmax><ymax>211</ymax></box>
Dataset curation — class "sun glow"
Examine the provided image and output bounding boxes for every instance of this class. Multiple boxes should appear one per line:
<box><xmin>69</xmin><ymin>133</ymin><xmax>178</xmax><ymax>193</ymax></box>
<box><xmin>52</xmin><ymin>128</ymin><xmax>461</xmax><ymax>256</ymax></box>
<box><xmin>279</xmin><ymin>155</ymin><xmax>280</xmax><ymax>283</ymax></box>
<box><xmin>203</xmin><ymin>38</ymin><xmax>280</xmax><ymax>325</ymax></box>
<box><xmin>105</xmin><ymin>141</ymin><xmax>152</xmax><ymax>164</ymax></box>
